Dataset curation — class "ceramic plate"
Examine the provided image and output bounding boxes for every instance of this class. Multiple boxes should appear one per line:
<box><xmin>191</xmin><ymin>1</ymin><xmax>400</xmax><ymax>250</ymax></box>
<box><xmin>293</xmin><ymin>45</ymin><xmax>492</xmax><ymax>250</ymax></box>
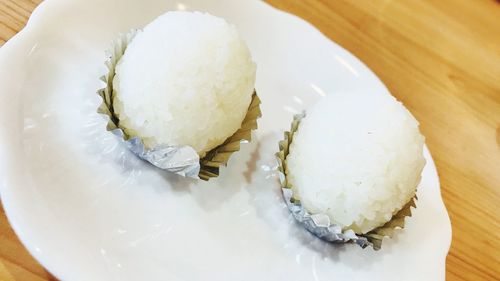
<box><xmin>0</xmin><ymin>0</ymin><xmax>451</xmax><ymax>280</ymax></box>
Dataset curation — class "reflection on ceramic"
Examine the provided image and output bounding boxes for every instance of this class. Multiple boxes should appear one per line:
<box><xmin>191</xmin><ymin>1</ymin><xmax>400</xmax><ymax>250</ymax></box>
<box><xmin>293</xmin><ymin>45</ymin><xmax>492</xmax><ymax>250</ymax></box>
<box><xmin>0</xmin><ymin>0</ymin><xmax>451</xmax><ymax>280</ymax></box>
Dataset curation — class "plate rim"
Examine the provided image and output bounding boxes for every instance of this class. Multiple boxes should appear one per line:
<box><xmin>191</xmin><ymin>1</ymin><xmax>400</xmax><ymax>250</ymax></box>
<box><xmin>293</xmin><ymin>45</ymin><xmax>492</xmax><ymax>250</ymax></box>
<box><xmin>0</xmin><ymin>0</ymin><xmax>452</xmax><ymax>280</ymax></box>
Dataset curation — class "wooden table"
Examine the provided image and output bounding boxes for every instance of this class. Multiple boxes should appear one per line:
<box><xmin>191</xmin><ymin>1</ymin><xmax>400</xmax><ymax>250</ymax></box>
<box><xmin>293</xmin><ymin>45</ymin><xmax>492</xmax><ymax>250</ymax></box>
<box><xmin>1</xmin><ymin>0</ymin><xmax>499</xmax><ymax>280</ymax></box>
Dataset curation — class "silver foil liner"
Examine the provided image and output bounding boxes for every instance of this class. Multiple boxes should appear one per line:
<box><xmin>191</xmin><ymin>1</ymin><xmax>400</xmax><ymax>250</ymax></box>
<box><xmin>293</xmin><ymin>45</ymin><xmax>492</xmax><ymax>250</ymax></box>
<box><xmin>98</xmin><ymin>30</ymin><xmax>261</xmax><ymax>180</ymax></box>
<box><xmin>276</xmin><ymin>113</ymin><xmax>416</xmax><ymax>250</ymax></box>
<box><xmin>112</xmin><ymin>129</ymin><xmax>200</xmax><ymax>178</ymax></box>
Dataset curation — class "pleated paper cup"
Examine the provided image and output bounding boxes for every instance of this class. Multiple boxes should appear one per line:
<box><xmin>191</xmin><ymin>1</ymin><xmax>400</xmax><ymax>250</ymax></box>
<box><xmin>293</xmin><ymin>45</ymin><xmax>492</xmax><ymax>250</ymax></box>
<box><xmin>98</xmin><ymin>30</ymin><xmax>262</xmax><ymax>181</ymax></box>
<box><xmin>276</xmin><ymin>114</ymin><xmax>416</xmax><ymax>250</ymax></box>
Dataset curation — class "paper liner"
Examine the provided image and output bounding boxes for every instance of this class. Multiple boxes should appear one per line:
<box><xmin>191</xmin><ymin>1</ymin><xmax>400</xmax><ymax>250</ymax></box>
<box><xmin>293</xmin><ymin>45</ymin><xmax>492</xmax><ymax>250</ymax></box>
<box><xmin>98</xmin><ymin>30</ymin><xmax>262</xmax><ymax>180</ymax></box>
<box><xmin>199</xmin><ymin>93</ymin><xmax>261</xmax><ymax>181</ymax></box>
<box><xmin>276</xmin><ymin>114</ymin><xmax>416</xmax><ymax>250</ymax></box>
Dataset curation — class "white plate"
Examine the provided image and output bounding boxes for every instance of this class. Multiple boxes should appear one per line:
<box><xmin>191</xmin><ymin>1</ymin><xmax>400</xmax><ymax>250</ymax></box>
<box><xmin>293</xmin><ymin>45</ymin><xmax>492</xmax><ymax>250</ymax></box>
<box><xmin>0</xmin><ymin>0</ymin><xmax>451</xmax><ymax>280</ymax></box>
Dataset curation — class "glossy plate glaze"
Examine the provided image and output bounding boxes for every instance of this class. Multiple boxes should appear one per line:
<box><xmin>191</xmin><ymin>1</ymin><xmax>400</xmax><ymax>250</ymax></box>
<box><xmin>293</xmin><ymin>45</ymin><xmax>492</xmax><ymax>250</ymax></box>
<box><xmin>0</xmin><ymin>0</ymin><xmax>451</xmax><ymax>280</ymax></box>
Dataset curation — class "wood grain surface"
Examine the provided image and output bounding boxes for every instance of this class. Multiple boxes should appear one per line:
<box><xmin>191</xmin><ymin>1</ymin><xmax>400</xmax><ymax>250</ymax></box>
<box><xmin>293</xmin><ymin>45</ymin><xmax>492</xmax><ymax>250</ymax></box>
<box><xmin>0</xmin><ymin>0</ymin><xmax>499</xmax><ymax>280</ymax></box>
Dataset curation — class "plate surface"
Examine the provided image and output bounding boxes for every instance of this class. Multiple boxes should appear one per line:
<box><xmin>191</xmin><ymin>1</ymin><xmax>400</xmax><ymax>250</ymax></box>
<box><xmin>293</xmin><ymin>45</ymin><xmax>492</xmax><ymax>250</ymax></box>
<box><xmin>0</xmin><ymin>0</ymin><xmax>451</xmax><ymax>280</ymax></box>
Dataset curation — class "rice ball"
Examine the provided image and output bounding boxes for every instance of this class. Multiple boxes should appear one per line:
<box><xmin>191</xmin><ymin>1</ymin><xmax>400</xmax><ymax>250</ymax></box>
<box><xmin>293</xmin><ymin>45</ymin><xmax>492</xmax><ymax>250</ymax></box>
<box><xmin>286</xmin><ymin>92</ymin><xmax>426</xmax><ymax>234</ymax></box>
<box><xmin>113</xmin><ymin>11</ymin><xmax>256</xmax><ymax>156</ymax></box>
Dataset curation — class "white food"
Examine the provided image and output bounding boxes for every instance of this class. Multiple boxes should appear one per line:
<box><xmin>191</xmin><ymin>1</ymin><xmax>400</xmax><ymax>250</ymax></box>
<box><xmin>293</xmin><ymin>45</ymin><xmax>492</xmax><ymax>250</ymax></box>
<box><xmin>286</xmin><ymin>92</ymin><xmax>425</xmax><ymax>234</ymax></box>
<box><xmin>114</xmin><ymin>11</ymin><xmax>256</xmax><ymax>156</ymax></box>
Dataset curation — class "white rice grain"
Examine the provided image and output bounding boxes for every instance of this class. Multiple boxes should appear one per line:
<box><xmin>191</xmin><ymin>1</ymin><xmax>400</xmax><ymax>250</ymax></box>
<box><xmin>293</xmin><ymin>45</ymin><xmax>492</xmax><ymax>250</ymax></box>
<box><xmin>287</xmin><ymin>92</ymin><xmax>426</xmax><ymax>234</ymax></box>
<box><xmin>114</xmin><ymin>11</ymin><xmax>256</xmax><ymax>156</ymax></box>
